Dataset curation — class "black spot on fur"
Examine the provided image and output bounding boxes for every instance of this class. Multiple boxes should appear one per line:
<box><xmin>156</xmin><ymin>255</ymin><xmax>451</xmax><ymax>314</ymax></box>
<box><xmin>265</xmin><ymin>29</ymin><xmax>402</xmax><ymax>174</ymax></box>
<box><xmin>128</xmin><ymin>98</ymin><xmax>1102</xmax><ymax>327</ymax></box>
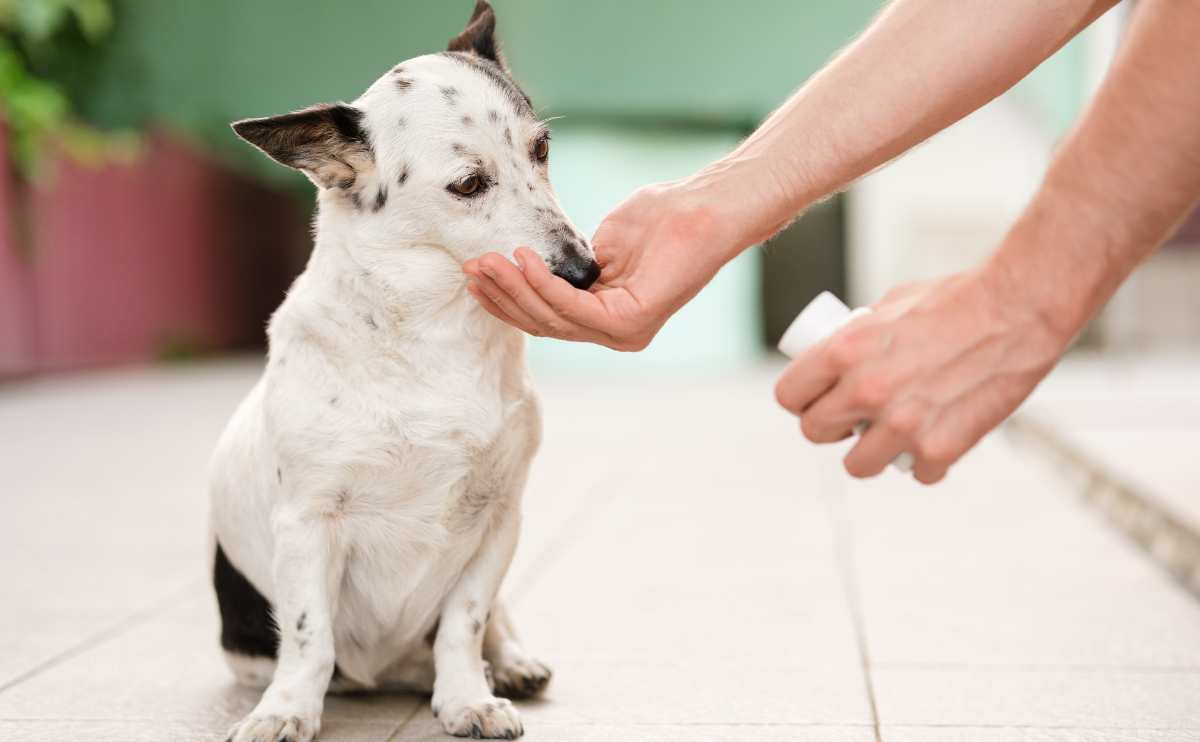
<box><xmin>336</xmin><ymin>175</ymin><xmax>356</xmax><ymax>191</ymax></box>
<box><xmin>472</xmin><ymin>619</ymin><xmax>483</xmax><ymax>635</ymax></box>
<box><xmin>297</xmin><ymin>612</ymin><xmax>307</xmax><ymax>632</ymax></box>
<box><xmin>350</xmin><ymin>191</ymin><xmax>363</xmax><ymax>210</ymax></box>
<box><xmin>214</xmin><ymin>542</ymin><xmax>278</xmax><ymax>658</ymax></box>
<box><xmin>276</xmin><ymin>466</ymin><xmax>282</xmax><ymax>483</ymax></box>
<box><xmin>397</xmin><ymin>166</ymin><xmax>409</xmax><ymax>185</ymax></box>
<box><xmin>394</xmin><ymin>77</ymin><xmax>413</xmax><ymax>92</ymax></box>
<box><xmin>397</xmin><ymin>116</ymin><xmax>406</xmax><ymax>128</ymax></box>
<box><xmin>503</xmin><ymin>127</ymin><xmax>513</xmax><ymax>145</ymax></box>
<box><xmin>440</xmin><ymin>85</ymin><xmax>460</xmax><ymax>104</ymax></box>
<box><xmin>330</xmin><ymin>396</ymin><xmax>339</xmax><ymax>406</ymax></box>
<box><xmin>372</xmin><ymin>185</ymin><xmax>388</xmax><ymax>212</ymax></box>
<box><xmin>488</xmin><ymin>109</ymin><xmax>500</xmax><ymax>123</ymax></box>
<box><xmin>461</xmin><ymin>114</ymin><xmax>474</xmax><ymax>126</ymax></box>
<box><xmin>526</xmin><ymin>182</ymin><xmax>534</xmax><ymax>192</ymax></box>
<box><xmin>364</xmin><ymin>314</ymin><xmax>378</xmax><ymax>329</ymax></box>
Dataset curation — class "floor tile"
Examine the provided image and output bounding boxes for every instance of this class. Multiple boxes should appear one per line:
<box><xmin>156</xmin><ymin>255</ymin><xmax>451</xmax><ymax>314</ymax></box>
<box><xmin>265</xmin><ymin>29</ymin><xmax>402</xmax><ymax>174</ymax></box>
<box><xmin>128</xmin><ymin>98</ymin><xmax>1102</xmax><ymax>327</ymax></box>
<box><xmin>873</xmin><ymin>667</ymin><xmax>1200</xmax><ymax>728</ymax></box>
<box><xmin>884</xmin><ymin>728</ymin><xmax>1199</xmax><ymax>742</ymax></box>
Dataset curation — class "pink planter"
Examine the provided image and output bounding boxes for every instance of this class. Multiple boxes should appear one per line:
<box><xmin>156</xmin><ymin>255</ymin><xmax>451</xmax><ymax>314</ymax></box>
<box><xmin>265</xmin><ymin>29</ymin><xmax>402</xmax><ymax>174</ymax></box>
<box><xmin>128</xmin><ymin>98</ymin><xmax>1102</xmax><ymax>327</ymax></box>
<box><xmin>0</xmin><ymin>131</ymin><xmax>307</xmax><ymax>376</ymax></box>
<box><xmin>0</xmin><ymin>127</ymin><xmax>36</xmax><ymax>376</ymax></box>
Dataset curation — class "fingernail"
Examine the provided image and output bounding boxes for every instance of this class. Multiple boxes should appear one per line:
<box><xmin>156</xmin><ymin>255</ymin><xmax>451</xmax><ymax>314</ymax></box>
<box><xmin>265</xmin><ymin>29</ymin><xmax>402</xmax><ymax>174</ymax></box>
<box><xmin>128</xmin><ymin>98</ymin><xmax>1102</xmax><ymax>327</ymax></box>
<box><xmin>514</xmin><ymin>252</ymin><xmax>526</xmax><ymax>271</ymax></box>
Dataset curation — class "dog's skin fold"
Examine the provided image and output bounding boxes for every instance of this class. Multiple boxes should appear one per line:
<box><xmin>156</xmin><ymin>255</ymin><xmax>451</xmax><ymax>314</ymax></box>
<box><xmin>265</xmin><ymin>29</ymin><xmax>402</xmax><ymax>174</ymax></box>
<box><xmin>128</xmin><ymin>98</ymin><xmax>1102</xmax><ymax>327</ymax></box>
<box><xmin>210</xmin><ymin>3</ymin><xmax>598</xmax><ymax>740</ymax></box>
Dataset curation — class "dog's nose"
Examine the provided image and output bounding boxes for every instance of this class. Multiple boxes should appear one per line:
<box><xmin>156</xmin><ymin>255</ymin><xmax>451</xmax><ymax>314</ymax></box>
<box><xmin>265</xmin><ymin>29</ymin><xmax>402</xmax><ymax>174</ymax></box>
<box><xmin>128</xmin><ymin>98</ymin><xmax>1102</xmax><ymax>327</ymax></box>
<box><xmin>551</xmin><ymin>244</ymin><xmax>601</xmax><ymax>290</ymax></box>
<box><xmin>554</xmin><ymin>258</ymin><xmax>600</xmax><ymax>290</ymax></box>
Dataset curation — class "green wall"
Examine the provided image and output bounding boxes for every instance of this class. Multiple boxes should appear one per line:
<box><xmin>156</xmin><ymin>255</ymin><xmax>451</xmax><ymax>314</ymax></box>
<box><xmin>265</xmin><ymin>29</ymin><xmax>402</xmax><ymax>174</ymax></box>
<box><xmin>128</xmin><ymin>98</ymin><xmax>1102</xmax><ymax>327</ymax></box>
<box><xmin>75</xmin><ymin>0</ymin><xmax>1088</xmax><ymax>172</ymax></box>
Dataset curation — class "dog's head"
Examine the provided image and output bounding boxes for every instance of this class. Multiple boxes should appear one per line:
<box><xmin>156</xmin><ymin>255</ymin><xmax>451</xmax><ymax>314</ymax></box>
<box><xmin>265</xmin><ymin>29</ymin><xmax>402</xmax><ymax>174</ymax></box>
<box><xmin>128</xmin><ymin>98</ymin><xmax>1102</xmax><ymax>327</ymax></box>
<box><xmin>231</xmin><ymin>0</ymin><xmax>599</xmax><ymax>290</ymax></box>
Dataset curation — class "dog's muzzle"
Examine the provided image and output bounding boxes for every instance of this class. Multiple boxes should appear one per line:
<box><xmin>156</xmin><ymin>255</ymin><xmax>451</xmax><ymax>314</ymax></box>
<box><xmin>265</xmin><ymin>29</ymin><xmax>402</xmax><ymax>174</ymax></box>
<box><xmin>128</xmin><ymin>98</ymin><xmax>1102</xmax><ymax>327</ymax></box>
<box><xmin>552</xmin><ymin>243</ymin><xmax>601</xmax><ymax>290</ymax></box>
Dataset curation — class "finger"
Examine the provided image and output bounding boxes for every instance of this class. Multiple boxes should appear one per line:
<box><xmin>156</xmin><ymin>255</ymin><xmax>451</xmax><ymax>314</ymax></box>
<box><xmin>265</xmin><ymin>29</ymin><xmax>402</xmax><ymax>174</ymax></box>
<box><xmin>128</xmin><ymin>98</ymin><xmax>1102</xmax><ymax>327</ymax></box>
<box><xmin>843</xmin><ymin>422</ymin><xmax>910</xmax><ymax>479</ymax></box>
<box><xmin>468</xmin><ymin>277</ymin><xmax>540</xmax><ymax>336</ymax></box>
<box><xmin>478</xmin><ymin>253</ymin><xmax>612</xmax><ymax>345</ymax></box>
<box><xmin>774</xmin><ymin>345</ymin><xmax>840</xmax><ymax>416</ymax></box>
<box><xmin>911</xmin><ymin>458</ymin><xmax>950</xmax><ymax>485</ymax></box>
<box><xmin>478</xmin><ymin>252</ymin><xmax>573</xmax><ymax>332</ymax></box>
<box><xmin>795</xmin><ymin>369</ymin><xmax>879</xmax><ymax>443</ymax></box>
<box><xmin>514</xmin><ymin>247</ymin><xmax>614</xmax><ymax>331</ymax></box>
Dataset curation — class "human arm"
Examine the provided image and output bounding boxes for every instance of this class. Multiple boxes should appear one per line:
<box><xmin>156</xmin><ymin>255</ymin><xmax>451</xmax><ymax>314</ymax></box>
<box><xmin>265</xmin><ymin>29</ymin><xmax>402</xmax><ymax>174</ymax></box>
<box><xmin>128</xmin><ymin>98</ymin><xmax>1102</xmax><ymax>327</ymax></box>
<box><xmin>776</xmin><ymin>0</ymin><xmax>1200</xmax><ymax>483</ymax></box>
<box><xmin>464</xmin><ymin>0</ymin><xmax>1118</xmax><ymax>349</ymax></box>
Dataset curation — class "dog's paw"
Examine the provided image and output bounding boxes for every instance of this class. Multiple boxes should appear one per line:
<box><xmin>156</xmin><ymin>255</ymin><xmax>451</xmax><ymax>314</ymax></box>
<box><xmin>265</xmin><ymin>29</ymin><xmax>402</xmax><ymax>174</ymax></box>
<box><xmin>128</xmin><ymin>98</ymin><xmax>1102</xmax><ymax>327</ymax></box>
<box><xmin>491</xmin><ymin>656</ymin><xmax>552</xmax><ymax>700</ymax></box>
<box><xmin>433</xmin><ymin>695</ymin><xmax>523</xmax><ymax>739</ymax></box>
<box><xmin>225</xmin><ymin>708</ymin><xmax>321</xmax><ymax>742</ymax></box>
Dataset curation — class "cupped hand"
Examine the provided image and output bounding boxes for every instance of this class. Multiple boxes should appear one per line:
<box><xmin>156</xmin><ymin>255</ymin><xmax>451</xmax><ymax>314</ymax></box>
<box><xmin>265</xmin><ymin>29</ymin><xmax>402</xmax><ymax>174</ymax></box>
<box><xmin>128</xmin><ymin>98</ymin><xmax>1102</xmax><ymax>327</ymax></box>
<box><xmin>774</xmin><ymin>268</ymin><xmax>1070</xmax><ymax>484</ymax></box>
<box><xmin>462</xmin><ymin>183</ymin><xmax>737</xmax><ymax>351</ymax></box>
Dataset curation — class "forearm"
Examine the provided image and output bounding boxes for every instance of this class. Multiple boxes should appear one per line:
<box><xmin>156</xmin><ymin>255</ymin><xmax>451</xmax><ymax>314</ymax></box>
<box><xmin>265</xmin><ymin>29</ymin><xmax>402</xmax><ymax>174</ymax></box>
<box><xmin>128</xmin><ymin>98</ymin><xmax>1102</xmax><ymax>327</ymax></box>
<box><xmin>678</xmin><ymin>0</ymin><xmax>1115</xmax><ymax>260</ymax></box>
<box><xmin>988</xmin><ymin>0</ymin><xmax>1200</xmax><ymax>340</ymax></box>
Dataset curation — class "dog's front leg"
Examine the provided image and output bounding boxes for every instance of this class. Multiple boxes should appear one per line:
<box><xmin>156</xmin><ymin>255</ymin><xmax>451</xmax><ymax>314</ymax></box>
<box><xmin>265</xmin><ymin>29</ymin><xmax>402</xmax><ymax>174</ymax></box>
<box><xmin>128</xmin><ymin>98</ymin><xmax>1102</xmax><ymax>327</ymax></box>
<box><xmin>227</xmin><ymin>506</ymin><xmax>340</xmax><ymax>742</ymax></box>
<box><xmin>432</xmin><ymin>506</ymin><xmax>524</xmax><ymax>739</ymax></box>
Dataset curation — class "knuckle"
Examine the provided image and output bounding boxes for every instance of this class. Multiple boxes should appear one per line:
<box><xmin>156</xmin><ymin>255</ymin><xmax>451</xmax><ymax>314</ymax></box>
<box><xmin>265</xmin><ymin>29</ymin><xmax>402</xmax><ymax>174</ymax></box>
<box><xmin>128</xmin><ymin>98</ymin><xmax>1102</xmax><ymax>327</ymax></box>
<box><xmin>825</xmin><ymin>331</ymin><xmax>863</xmax><ymax>370</ymax></box>
<box><xmin>850</xmin><ymin>372</ymin><xmax>890</xmax><ymax>409</ymax></box>
<box><xmin>880</xmin><ymin>406</ymin><xmax>921</xmax><ymax>437</ymax></box>
<box><xmin>915</xmin><ymin>435</ymin><xmax>958</xmax><ymax>467</ymax></box>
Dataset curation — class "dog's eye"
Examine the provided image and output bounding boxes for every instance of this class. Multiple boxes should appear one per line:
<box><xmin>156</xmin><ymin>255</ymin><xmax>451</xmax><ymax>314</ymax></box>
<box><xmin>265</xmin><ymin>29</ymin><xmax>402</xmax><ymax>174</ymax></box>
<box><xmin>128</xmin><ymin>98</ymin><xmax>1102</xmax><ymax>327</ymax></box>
<box><xmin>449</xmin><ymin>174</ymin><xmax>486</xmax><ymax>197</ymax></box>
<box><xmin>534</xmin><ymin>136</ymin><xmax>550</xmax><ymax>163</ymax></box>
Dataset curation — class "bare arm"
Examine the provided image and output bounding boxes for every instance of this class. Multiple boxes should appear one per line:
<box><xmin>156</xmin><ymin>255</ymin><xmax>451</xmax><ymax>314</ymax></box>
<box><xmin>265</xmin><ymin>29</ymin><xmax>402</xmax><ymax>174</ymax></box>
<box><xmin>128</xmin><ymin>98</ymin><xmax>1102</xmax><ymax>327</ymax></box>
<box><xmin>465</xmin><ymin>0</ymin><xmax>1117</xmax><ymax>349</ymax></box>
<box><xmin>776</xmin><ymin>0</ymin><xmax>1200</xmax><ymax>482</ymax></box>
<box><xmin>691</xmin><ymin>0</ymin><xmax>1120</xmax><ymax>255</ymax></box>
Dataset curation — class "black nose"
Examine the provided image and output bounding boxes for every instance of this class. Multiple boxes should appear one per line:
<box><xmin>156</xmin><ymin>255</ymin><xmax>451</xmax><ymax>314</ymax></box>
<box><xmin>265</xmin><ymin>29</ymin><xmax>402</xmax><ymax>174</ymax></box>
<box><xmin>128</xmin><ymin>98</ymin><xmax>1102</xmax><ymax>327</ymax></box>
<box><xmin>552</xmin><ymin>248</ymin><xmax>601</xmax><ymax>290</ymax></box>
<box><xmin>553</xmin><ymin>257</ymin><xmax>600</xmax><ymax>290</ymax></box>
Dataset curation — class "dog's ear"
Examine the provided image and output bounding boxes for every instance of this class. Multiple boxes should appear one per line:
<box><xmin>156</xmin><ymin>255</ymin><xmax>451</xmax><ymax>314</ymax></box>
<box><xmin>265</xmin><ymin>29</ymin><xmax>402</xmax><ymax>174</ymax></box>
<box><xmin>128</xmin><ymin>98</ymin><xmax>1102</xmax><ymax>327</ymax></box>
<box><xmin>447</xmin><ymin>0</ymin><xmax>505</xmax><ymax>68</ymax></box>
<box><xmin>231</xmin><ymin>103</ymin><xmax>373</xmax><ymax>190</ymax></box>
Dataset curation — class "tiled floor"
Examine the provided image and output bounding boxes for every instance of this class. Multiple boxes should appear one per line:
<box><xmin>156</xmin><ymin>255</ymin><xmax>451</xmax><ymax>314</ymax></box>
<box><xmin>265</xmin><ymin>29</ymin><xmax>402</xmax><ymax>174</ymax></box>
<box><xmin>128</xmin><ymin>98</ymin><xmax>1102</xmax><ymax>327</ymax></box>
<box><xmin>2</xmin><ymin>359</ymin><xmax>1198</xmax><ymax>741</ymax></box>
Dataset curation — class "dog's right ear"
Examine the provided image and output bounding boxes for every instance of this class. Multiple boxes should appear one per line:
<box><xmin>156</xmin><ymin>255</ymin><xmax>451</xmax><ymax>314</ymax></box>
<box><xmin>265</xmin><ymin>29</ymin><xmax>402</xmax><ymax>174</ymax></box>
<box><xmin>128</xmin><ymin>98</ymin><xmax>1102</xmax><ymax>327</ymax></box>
<box><xmin>231</xmin><ymin>103</ymin><xmax>373</xmax><ymax>190</ymax></box>
<box><xmin>447</xmin><ymin>0</ymin><xmax>505</xmax><ymax>68</ymax></box>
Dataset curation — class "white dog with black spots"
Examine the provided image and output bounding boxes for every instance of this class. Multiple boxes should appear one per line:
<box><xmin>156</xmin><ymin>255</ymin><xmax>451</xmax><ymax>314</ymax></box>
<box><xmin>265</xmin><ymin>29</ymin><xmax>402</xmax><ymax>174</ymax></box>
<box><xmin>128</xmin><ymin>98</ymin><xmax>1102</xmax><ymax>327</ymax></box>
<box><xmin>209</xmin><ymin>3</ymin><xmax>599</xmax><ymax>739</ymax></box>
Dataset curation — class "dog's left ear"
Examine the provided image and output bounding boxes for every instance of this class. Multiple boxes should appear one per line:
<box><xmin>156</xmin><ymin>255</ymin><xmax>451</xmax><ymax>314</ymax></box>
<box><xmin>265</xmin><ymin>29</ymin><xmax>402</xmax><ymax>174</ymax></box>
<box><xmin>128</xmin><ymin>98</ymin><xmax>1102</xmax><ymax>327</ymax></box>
<box><xmin>231</xmin><ymin>103</ymin><xmax>373</xmax><ymax>191</ymax></box>
<box><xmin>447</xmin><ymin>0</ymin><xmax>505</xmax><ymax>68</ymax></box>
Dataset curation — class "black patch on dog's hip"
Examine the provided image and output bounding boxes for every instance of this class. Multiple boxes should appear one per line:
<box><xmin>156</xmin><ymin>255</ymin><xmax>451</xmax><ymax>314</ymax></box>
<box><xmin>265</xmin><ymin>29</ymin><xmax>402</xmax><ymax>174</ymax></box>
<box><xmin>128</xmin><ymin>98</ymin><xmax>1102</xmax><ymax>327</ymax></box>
<box><xmin>214</xmin><ymin>542</ymin><xmax>278</xmax><ymax>658</ymax></box>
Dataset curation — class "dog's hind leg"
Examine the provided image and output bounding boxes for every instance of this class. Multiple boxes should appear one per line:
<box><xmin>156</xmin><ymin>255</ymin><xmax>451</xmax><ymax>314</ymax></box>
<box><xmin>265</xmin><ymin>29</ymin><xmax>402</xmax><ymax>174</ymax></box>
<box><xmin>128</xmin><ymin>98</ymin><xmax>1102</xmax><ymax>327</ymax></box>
<box><xmin>483</xmin><ymin>604</ymin><xmax>552</xmax><ymax>700</ymax></box>
<box><xmin>214</xmin><ymin>542</ymin><xmax>278</xmax><ymax>690</ymax></box>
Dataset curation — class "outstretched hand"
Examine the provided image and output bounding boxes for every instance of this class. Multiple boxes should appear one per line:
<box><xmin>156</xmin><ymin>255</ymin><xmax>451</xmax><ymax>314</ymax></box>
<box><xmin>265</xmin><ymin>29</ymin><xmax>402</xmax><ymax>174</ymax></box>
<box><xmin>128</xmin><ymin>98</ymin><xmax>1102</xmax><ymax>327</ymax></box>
<box><xmin>463</xmin><ymin>184</ymin><xmax>737</xmax><ymax>351</ymax></box>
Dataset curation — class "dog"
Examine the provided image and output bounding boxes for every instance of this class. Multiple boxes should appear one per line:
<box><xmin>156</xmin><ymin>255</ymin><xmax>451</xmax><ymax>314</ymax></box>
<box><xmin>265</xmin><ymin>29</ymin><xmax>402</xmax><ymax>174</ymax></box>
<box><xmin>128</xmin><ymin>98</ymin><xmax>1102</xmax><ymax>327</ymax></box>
<box><xmin>208</xmin><ymin>3</ymin><xmax>598</xmax><ymax>739</ymax></box>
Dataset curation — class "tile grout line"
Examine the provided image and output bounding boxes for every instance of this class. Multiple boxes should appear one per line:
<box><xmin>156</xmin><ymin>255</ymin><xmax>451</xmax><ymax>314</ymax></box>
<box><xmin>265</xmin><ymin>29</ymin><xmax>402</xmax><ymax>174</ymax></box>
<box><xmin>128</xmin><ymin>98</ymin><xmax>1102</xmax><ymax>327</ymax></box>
<box><xmin>0</xmin><ymin>578</ymin><xmax>203</xmax><ymax>696</ymax></box>
<box><xmin>381</xmin><ymin>701</ymin><xmax>425</xmax><ymax>742</ymax></box>
<box><xmin>824</xmin><ymin>468</ymin><xmax>883</xmax><ymax>742</ymax></box>
<box><xmin>1007</xmin><ymin>415</ymin><xmax>1200</xmax><ymax>600</ymax></box>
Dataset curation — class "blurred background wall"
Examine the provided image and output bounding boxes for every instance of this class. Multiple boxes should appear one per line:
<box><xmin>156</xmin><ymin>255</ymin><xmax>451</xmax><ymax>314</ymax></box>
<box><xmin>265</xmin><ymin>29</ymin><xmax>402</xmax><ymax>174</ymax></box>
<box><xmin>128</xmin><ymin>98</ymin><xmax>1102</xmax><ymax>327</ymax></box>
<box><xmin>1</xmin><ymin>0</ymin><xmax>1193</xmax><ymax>379</ymax></box>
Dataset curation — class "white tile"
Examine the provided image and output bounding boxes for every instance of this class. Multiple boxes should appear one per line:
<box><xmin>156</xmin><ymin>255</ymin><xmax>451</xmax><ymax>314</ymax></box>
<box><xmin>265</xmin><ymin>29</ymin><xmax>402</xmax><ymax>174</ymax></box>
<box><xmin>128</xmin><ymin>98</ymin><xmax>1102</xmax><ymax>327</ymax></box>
<box><xmin>884</xmin><ymin>728</ymin><xmax>1199</xmax><ymax>742</ymax></box>
<box><xmin>0</xmin><ymin>589</ymin><xmax>420</xmax><ymax>729</ymax></box>
<box><xmin>873</xmin><ymin>667</ymin><xmax>1200</xmax><ymax>728</ymax></box>
<box><xmin>0</xmin><ymin>718</ymin><xmax>398</xmax><ymax>742</ymax></box>
<box><xmin>394</xmin><ymin>717</ymin><xmax>875</xmax><ymax>742</ymax></box>
<box><xmin>840</xmin><ymin>436</ymin><xmax>1200</xmax><ymax>668</ymax></box>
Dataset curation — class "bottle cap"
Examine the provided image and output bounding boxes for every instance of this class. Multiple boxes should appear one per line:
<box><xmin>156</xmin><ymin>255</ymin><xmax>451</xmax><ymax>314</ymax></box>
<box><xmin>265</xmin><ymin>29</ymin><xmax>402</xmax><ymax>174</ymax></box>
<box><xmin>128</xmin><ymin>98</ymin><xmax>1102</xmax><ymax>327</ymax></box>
<box><xmin>778</xmin><ymin>291</ymin><xmax>852</xmax><ymax>359</ymax></box>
